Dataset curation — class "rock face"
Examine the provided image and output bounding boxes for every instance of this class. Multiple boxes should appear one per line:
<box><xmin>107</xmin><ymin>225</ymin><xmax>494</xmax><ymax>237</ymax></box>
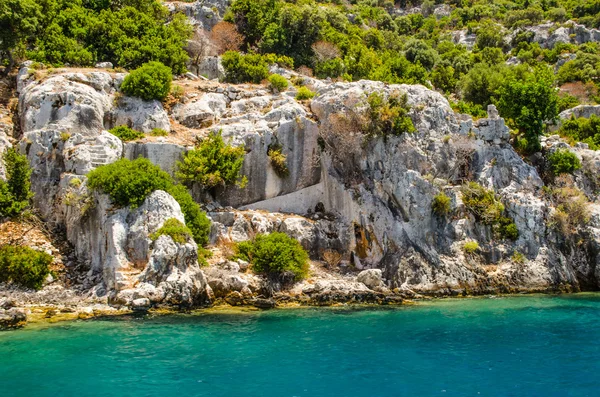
<box><xmin>167</xmin><ymin>0</ymin><xmax>230</xmax><ymax>31</ymax></box>
<box><xmin>522</xmin><ymin>21</ymin><xmax>600</xmax><ymax>49</ymax></box>
<box><xmin>105</xmin><ymin>96</ymin><xmax>170</xmax><ymax>133</ymax></box>
<box><xmin>14</xmin><ymin>65</ymin><xmax>211</xmax><ymax>308</ymax></box>
<box><xmin>12</xmin><ymin>63</ymin><xmax>600</xmax><ymax>307</ymax></box>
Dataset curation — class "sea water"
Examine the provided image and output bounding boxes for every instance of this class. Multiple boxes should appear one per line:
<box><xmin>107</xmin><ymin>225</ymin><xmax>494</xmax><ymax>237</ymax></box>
<box><xmin>1</xmin><ymin>294</ymin><xmax>600</xmax><ymax>397</ymax></box>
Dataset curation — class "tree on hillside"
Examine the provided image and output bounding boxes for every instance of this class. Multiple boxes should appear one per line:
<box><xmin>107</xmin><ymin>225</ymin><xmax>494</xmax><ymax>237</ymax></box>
<box><xmin>497</xmin><ymin>66</ymin><xmax>559</xmax><ymax>153</ymax></box>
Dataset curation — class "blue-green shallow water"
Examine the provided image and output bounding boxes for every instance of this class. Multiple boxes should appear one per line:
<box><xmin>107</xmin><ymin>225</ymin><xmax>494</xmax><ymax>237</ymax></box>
<box><xmin>1</xmin><ymin>295</ymin><xmax>600</xmax><ymax>397</ymax></box>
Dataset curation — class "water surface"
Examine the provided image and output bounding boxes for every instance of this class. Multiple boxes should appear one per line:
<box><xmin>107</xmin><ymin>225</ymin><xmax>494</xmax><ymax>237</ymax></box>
<box><xmin>2</xmin><ymin>294</ymin><xmax>600</xmax><ymax>396</ymax></box>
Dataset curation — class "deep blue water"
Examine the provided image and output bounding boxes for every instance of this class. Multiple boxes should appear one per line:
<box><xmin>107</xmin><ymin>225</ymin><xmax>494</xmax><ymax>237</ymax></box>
<box><xmin>1</xmin><ymin>294</ymin><xmax>600</xmax><ymax>397</ymax></box>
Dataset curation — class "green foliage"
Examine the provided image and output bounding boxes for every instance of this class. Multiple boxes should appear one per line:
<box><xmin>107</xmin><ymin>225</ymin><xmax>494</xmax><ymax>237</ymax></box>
<box><xmin>108</xmin><ymin>125</ymin><xmax>145</xmax><ymax>141</ymax></box>
<box><xmin>166</xmin><ymin>184</ymin><xmax>210</xmax><ymax>246</ymax></box>
<box><xmin>461</xmin><ymin>182</ymin><xmax>518</xmax><ymax>240</ymax></box>
<box><xmin>120</xmin><ymin>61</ymin><xmax>172</xmax><ymax>101</ymax></box>
<box><xmin>2</xmin><ymin>0</ymin><xmax>191</xmax><ymax>73</ymax></box>
<box><xmin>0</xmin><ymin>148</ymin><xmax>33</xmax><ymax>218</ymax></box>
<box><xmin>497</xmin><ymin>66</ymin><xmax>559</xmax><ymax>153</ymax></box>
<box><xmin>463</xmin><ymin>241</ymin><xmax>480</xmax><ymax>254</ymax></box>
<box><xmin>557</xmin><ymin>94</ymin><xmax>580</xmax><ymax>112</ymax></box>
<box><xmin>558</xmin><ymin>115</ymin><xmax>600</xmax><ymax>149</ymax></box>
<box><xmin>0</xmin><ymin>245</ymin><xmax>52</xmax><ymax>290</ymax></box>
<box><xmin>511</xmin><ymin>251</ymin><xmax>526</xmax><ymax>264</ymax></box>
<box><xmin>87</xmin><ymin>157</ymin><xmax>172</xmax><ymax>208</ymax></box>
<box><xmin>364</xmin><ymin>91</ymin><xmax>415</xmax><ymax>136</ymax></box>
<box><xmin>450</xmin><ymin>100</ymin><xmax>487</xmax><ymax>118</ymax></box>
<box><xmin>432</xmin><ymin>192</ymin><xmax>452</xmax><ymax>216</ymax></box>
<box><xmin>149</xmin><ymin>128</ymin><xmax>169</xmax><ymax>137</ymax></box>
<box><xmin>268</xmin><ymin>146</ymin><xmax>289</xmax><ymax>177</ymax></box>
<box><xmin>431</xmin><ymin>64</ymin><xmax>457</xmax><ymax>94</ymax></box>
<box><xmin>459</xmin><ymin>64</ymin><xmax>508</xmax><ymax>106</ymax></box>
<box><xmin>268</xmin><ymin>74</ymin><xmax>288</xmax><ymax>92</ymax></box>
<box><xmin>176</xmin><ymin>131</ymin><xmax>247</xmax><ymax>189</ymax></box>
<box><xmin>150</xmin><ymin>218</ymin><xmax>192</xmax><ymax>244</ymax></box>
<box><xmin>295</xmin><ymin>86</ymin><xmax>315</xmax><ymax>100</ymax></box>
<box><xmin>221</xmin><ymin>51</ymin><xmax>270</xmax><ymax>83</ymax></box>
<box><xmin>548</xmin><ymin>149</ymin><xmax>582</xmax><ymax>175</ymax></box>
<box><xmin>237</xmin><ymin>232</ymin><xmax>309</xmax><ymax>281</ymax></box>
<box><xmin>87</xmin><ymin>157</ymin><xmax>210</xmax><ymax>245</ymax></box>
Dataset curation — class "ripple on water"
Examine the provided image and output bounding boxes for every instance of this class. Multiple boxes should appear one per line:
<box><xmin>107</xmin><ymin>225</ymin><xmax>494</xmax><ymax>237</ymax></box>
<box><xmin>1</xmin><ymin>294</ymin><xmax>600</xmax><ymax>397</ymax></box>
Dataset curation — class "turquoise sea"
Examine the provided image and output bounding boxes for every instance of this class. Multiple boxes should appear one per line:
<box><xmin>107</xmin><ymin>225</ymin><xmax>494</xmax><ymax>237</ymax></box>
<box><xmin>1</xmin><ymin>294</ymin><xmax>600</xmax><ymax>396</ymax></box>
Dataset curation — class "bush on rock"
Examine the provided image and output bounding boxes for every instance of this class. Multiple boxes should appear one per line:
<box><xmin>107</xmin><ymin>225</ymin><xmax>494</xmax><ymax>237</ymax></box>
<box><xmin>0</xmin><ymin>148</ymin><xmax>33</xmax><ymax>218</ymax></box>
<box><xmin>121</xmin><ymin>61</ymin><xmax>172</xmax><ymax>101</ymax></box>
<box><xmin>87</xmin><ymin>158</ymin><xmax>210</xmax><ymax>245</ymax></box>
<box><xmin>236</xmin><ymin>232</ymin><xmax>309</xmax><ymax>281</ymax></box>
<box><xmin>0</xmin><ymin>245</ymin><xmax>52</xmax><ymax>290</ymax></box>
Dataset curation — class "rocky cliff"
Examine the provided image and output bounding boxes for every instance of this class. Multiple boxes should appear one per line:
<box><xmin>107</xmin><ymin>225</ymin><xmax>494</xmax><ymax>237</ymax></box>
<box><xmin>2</xmin><ymin>60</ymin><xmax>600</xmax><ymax>318</ymax></box>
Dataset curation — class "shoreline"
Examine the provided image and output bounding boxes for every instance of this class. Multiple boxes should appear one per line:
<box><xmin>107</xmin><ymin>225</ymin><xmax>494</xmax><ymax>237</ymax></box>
<box><xmin>5</xmin><ymin>290</ymin><xmax>600</xmax><ymax>332</ymax></box>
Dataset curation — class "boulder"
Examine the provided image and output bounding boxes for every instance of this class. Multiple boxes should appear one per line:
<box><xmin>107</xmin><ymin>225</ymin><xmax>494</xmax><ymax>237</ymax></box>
<box><xmin>106</xmin><ymin>96</ymin><xmax>170</xmax><ymax>133</ymax></box>
<box><xmin>357</xmin><ymin>269</ymin><xmax>384</xmax><ymax>289</ymax></box>
<box><xmin>0</xmin><ymin>308</ymin><xmax>27</xmax><ymax>329</ymax></box>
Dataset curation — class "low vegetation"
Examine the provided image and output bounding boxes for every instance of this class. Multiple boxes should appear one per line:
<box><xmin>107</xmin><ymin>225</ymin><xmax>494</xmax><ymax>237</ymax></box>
<box><xmin>149</xmin><ymin>128</ymin><xmax>169</xmax><ymax>137</ymax></box>
<box><xmin>221</xmin><ymin>52</ymin><xmax>293</xmax><ymax>84</ymax></box>
<box><xmin>267</xmin><ymin>146</ymin><xmax>289</xmax><ymax>177</ymax></box>
<box><xmin>295</xmin><ymin>86</ymin><xmax>315</xmax><ymax>100</ymax></box>
<box><xmin>463</xmin><ymin>241</ymin><xmax>480</xmax><ymax>255</ymax></box>
<box><xmin>547</xmin><ymin>149</ymin><xmax>582</xmax><ymax>175</ymax></box>
<box><xmin>1</xmin><ymin>0</ymin><xmax>192</xmax><ymax>74</ymax></box>
<box><xmin>176</xmin><ymin>132</ymin><xmax>247</xmax><ymax>189</ymax></box>
<box><xmin>558</xmin><ymin>115</ymin><xmax>600</xmax><ymax>150</ymax></box>
<box><xmin>120</xmin><ymin>62</ymin><xmax>172</xmax><ymax>101</ymax></box>
<box><xmin>86</xmin><ymin>158</ymin><xmax>210</xmax><ymax>245</ymax></box>
<box><xmin>150</xmin><ymin>218</ymin><xmax>193</xmax><ymax>244</ymax></box>
<box><xmin>0</xmin><ymin>148</ymin><xmax>33</xmax><ymax>218</ymax></box>
<box><xmin>461</xmin><ymin>182</ymin><xmax>518</xmax><ymax>240</ymax></box>
<box><xmin>236</xmin><ymin>232</ymin><xmax>309</xmax><ymax>281</ymax></box>
<box><xmin>364</xmin><ymin>92</ymin><xmax>415</xmax><ymax>137</ymax></box>
<box><xmin>268</xmin><ymin>74</ymin><xmax>288</xmax><ymax>92</ymax></box>
<box><xmin>0</xmin><ymin>245</ymin><xmax>52</xmax><ymax>290</ymax></box>
<box><xmin>108</xmin><ymin>126</ymin><xmax>145</xmax><ymax>142</ymax></box>
<box><xmin>548</xmin><ymin>178</ymin><xmax>590</xmax><ymax>237</ymax></box>
<box><xmin>432</xmin><ymin>192</ymin><xmax>452</xmax><ymax>216</ymax></box>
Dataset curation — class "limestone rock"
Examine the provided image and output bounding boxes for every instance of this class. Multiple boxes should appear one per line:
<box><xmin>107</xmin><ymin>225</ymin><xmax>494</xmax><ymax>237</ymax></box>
<box><xmin>176</xmin><ymin>93</ymin><xmax>227</xmax><ymax>128</ymax></box>
<box><xmin>19</xmin><ymin>74</ymin><xmax>111</xmax><ymax>135</ymax></box>
<box><xmin>357</xmin><ymin>269</ymin><xmax>384</xmax><ymax>289</ymax></box>
<box><xmin>106</xmin><ymin>96</ymin><xmax>170</xmax><ymax>133</ymax></box>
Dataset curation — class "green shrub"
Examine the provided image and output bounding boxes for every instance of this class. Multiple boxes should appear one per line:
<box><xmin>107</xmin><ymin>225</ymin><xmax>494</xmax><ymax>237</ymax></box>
<box><xmin>0</xmin><ymin>245</ymin><xmax>52</xmax><ymax>290</ymax></box>
<box><xmin>267</xmin><ymin>146</ymin><xmax>289</xmax><ymax>177</ymax></box>
<box><xmin>221</xmin><ymin>51</ymin><xmax>270</xmax><ymax>84</ymax></box>
<box><xmin>0</xmin><ymin>148</ymin><xmax>33</xmax><ymax>218</ymax></box>
<box><xmin>450</xmin><ymin>100</ymin><xmax>488</xmax><ymax>118</ymax></box>
<box><xmin>87</xmin><ymin>158</ymin><xmax>210</xmax><ymax>245</ymax></box>
<box><xmin>150</xmin><ymin>218</ymin><xmax>193</xmax><ymax>244</ymax></box>
<box><xmin>268</xmin><ymin>74</ymin><xmax>288</xmax><ymax>92</ymax></box>
<box><xmin>295</xmin><ymin>86</ymin><xmax>315</xmax><ymax>100</ymax></box>
<box><xmin>558</xmin><ymin>115</ymin><xmax>600</xmax><ymax>150</ymax></box>
<box><xmin>149</xmin><ymin>128</ymin><xmax>169</xmax><ymax>137</ymax></box>
<box><xmin>364</xmin><ymin>91</ymin><xmax>415</xmax><ymax>136</ymax></box>
<box><xmin>5</xmin><ymin>0</ymin><xmax>191</xmax><ymax>73</ymax></box>
<box><xmin>511</xmin><ymin>251</ymin><xmax>526</xmax><ymax>264</ymax></box>
<box><xmin>108</xmin><ymin>125</ymin><xmax>145</xmax><ymax>141</ymax></box>
<box><xmin>548</xmin><ymin>149</ymin><xmax>582</xmax><ymax>175</ymax></box>
<box><xmin>121</xmin><ymin>61</ymin><xmax>173</xmax><ymax>101</ymax></box>
<box><xmin>166</xmin><ymin>184</ymin><xmax>211</xmax><ymax>246</ymax></box>
<box><xmin>236</xmin><ymin>232</ymin><xmax>309</xmax><ymax>281</ymax></box>
<box><xmin>461</xmin><ymin>182</ymin><xmax>518</xmax><ymax>240</ymax></box>
<box><xmin>463</xmin><ymin>241</ymin><xmax>479</xmax><ymax>254</ymax></box>
<box><xmin>497</xmin><ymin>66</ymin><xmax>558</xmax><ymax>153</ymax></box>
<box><xmin>176</xmin><ymin>131</ymin><xmax>247</xmax><ymax>189</ymax></box>
<box><xmin>87</xmin><ymin>158</ymin><xmax>172</xmax><ymax>208</ymax></box>
<box><xmin>432</xmin><ymin>192</ymin><xmax>452</xmax><ymax>216</ymax></box>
